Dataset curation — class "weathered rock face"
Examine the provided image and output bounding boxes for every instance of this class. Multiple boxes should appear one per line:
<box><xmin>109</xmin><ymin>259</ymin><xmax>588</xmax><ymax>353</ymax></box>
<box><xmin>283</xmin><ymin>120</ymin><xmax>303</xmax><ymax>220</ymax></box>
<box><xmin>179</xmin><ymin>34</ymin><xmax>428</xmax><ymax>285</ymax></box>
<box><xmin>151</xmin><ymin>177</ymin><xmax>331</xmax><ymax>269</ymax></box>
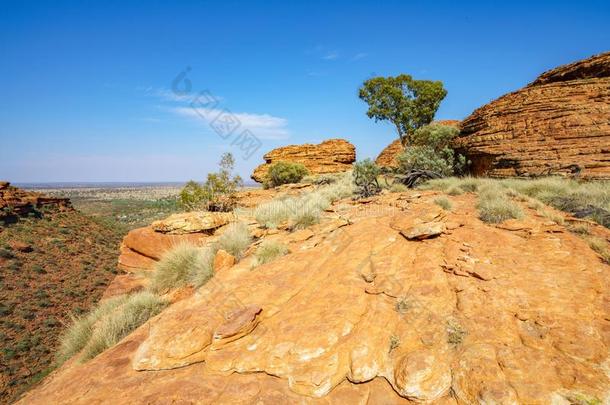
<box><xmin>0</xmin><ymin>181</ymin><xmax>72</xmax><ymax>222</ymax></box>
<box><xmin>375</xmin><ymin>120</ymin><xmax>461</xmax><ymax>168</ymax></box>
<box><xmin>19</xmin><ymin>190</ymin><xmax>610</xmax><ymax>404</ymax></box>
<box><xmin>456</xmin><ymin>51</ymin><xmax>610</xmax><ymax>179</ymax></box>
<box><xmin>251</xmin><ymin>139</ymin><xmax>356</xmax><ymax>183</ymax></box>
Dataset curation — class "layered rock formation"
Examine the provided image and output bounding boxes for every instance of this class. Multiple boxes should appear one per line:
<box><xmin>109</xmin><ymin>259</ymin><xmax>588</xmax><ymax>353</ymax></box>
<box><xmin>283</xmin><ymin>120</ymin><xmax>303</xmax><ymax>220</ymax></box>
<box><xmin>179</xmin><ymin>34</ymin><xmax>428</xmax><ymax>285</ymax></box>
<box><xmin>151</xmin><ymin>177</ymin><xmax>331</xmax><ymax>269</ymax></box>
<box><xmin>20</xmin><ymin>189</ymin><xmax>610</xmax><ymax>404</ymax></box>
<box><xmin>456</xmin><ymin>51</ymin><xmax>610</xmax><ymax>178</ymax></box>
<box><xmin>375</xmin><ymin>120</ymin><xmax>461</xmax><ymax>168</ymax></box>
<box><xmin>0</xmin><ymin>181</ymin><xmax>72</xmax><ymax>221</ymax></box>
<box><xmin>251</xmin><ymin>139</ymin><xmax>356</xmax><ymax>183</ymax></box>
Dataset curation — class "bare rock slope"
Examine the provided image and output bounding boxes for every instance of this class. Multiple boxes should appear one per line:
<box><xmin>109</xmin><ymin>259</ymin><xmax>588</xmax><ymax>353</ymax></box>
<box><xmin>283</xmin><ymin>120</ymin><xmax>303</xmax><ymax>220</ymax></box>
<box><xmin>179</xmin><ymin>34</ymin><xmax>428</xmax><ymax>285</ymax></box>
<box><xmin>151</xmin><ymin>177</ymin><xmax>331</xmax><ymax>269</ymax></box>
<box><xmin>456</xmin><ymin>51</ymin><xmax>610</xmax><ymax>178</ymax></box>
<box><xmin>19</xmin><ymin>190</ymin><xmax>610</xmax><ymax>404</ymax></box>
<box><xmin>251</xmin><ymin>139</ymin><xmax>356</xmax><ymax>183</ymax></box>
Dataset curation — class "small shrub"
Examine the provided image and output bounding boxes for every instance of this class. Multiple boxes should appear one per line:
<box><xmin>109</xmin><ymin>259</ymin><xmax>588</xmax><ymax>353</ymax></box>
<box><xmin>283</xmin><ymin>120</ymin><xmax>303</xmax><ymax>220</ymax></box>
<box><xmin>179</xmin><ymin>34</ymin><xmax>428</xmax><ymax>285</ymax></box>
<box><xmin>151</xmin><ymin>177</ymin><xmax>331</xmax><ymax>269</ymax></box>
<box><xmin>353</xmin><ymin>159</ymin><xmax>381</xmax><ymax>198</ymax></box>
<box><xmin>447</xmin><ymin>319</ymin><xmax>466</xmax><ymax>346</ymax></box>
<box><xmin>31</xmin><ymin>264</ymin><xmax>46</xmax><ymax>274</ymax></box>
<box><xmin>254</xmin><ymin>241</ymin><xmax>288</xmax><ymax>266</ymax></box>
<box><xmin>265</xmin><ymin>161</ymin><xmax>309</xmax><ymax>188</ymax></box>
<box><xmin>397</xmin><ymin>124</ymin><xmax>467</xmax><ymax>176</ymax></box>
<box><xmin>389</xmin><ymin>335</ymin><xmax>400</xmax><ymax>353</ymax></box>
<box><xmin>0</xmin><ymin>248</ymin><xmax>14</xmax><ymax>259</ymax></box>
<box><xmin>179</xmin><ymin>152</ymin><xmax>243</xmax><ymax>211</ymax></box>
<box><xmin>389</xmin><ymin>183</ymin><xmax>409</xmax><ymax>193</ymax></box>
<box><xmin>148</xmin><ymin>244</ymin><xmax>215</xmax><ymax>293</ymax></box>
<box><xmin>434</xmin><ymin>196</ymin><xmax>452</xmax><ymax>211</ymax></box>
<box><xmin>217</xmin><ymin>222</ymin><xmax>252</xmax><ymax>259</ymax></box>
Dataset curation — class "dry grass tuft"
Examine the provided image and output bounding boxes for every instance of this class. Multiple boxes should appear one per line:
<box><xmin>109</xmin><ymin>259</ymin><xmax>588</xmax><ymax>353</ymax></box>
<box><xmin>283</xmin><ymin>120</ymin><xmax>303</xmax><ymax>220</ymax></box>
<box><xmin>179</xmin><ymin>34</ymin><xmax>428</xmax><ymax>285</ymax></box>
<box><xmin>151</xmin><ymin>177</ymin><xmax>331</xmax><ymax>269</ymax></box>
<box><xmin>148</xmin><ymin>244</ymin><xmax>215</xmax><ymax>293</ymax></box>
<box><xmin>254</xmin><ymin>240</ymin><xmax>288</xmax><ymax>266</ymax></box>
<box><xmin>217</xmin><ymin>222</ymin><xmax>252</xmax><ymax>259</ymax></box>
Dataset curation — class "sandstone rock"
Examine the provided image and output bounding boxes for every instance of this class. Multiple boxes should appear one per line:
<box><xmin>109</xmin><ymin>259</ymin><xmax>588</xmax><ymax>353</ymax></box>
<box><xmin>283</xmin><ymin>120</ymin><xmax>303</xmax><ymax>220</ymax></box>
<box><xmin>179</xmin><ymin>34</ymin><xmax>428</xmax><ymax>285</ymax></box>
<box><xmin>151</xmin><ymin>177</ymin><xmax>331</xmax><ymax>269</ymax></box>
<box><xmin>151</xmin><ymin>211</ymin><xmax>234</xmax><ymax>234</ymax></box>
<box><xmin>375</xmin><ymin>120</ymin><xmax>461</xmax><ymax>168</ymax></box>
<box><xmin>251</xmin><ymin>139</ymin><xmax>356</xmax><ymax>183</ymax></box>
<box><xmin>18</xmin><ymin>193</ymin><xmax>610</xmax><ymax>404</ymax></box>
<box><xmin>399</xmin><ymin>222</ymin><xmax>445</xmax><ymax>240</ymax></box>
<box><xmin>8</xmin><ymin>241</ymin><xmax>32</xmax><ymax>253</ymax></box>
<box><xmin>0</xmin><ymin>182</ymin><xmax>72</xmax><ymax>220</ymax></box>
<box><xmin>101</xmin><ymin>274</ymin><xmax>146</xmax><ymax>300</ymax></box>
<box><xmin>122</xmin><ymin>226</ymin><xmax>208</xmax><ymax>261</ymax></box>
<box><xmin>213</xmin><ymin>249</ymin><xmax>236</xmax><ymax>273</ymax></box>
<box><xmin>456</xmin><ymin>51</ymin><xmax>610</xmax><ymax>179</ymax></box>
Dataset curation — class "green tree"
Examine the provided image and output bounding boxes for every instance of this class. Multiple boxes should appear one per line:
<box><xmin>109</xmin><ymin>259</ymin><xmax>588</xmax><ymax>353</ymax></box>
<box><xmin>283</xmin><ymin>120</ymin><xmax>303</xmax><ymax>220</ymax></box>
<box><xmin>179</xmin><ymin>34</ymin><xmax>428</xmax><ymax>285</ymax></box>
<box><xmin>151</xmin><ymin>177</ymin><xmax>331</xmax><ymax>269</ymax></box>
<box><xmin>180</xmin><ymin>152</ymin><xmax>243</xmax><ymax>211</ymax></box>
<box><xmin>396</xmin><ymin>124</ymin><xmax>468</xmax><ymax>176</ymax></box>
<box><xmin>358</xmin><ymin>74</ymin><xmax>447</xmax><ymax>145</ymax></box>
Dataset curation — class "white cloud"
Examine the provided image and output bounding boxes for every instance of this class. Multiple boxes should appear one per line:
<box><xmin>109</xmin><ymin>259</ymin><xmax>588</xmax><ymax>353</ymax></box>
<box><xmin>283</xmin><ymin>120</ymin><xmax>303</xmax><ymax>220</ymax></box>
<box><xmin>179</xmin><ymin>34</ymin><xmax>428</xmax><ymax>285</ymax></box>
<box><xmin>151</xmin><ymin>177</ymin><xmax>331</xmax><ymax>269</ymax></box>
<box><xmin>172</xmin><ymin>107</ymin><xmax>290</xmax><ymax>140</ymax></box>
<box><xmin>351</xmin><ymin>52</ymin><xmax>368</xmax><ymax>61</ymax></box>
<box><xmin>322</xmin><ymin>51</ymin><xmax>339</xmax><ymax>60</ymax></box>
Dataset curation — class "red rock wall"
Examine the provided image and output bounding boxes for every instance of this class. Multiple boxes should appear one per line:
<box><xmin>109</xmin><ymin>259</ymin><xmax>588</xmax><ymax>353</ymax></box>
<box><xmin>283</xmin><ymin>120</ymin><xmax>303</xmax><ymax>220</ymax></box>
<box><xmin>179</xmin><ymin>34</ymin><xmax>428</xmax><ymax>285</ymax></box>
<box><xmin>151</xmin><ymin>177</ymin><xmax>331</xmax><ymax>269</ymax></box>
<box><xmin>456</xmin><ymin>51</ymin><xmax>610</xmax><ymax>179</ymax></box>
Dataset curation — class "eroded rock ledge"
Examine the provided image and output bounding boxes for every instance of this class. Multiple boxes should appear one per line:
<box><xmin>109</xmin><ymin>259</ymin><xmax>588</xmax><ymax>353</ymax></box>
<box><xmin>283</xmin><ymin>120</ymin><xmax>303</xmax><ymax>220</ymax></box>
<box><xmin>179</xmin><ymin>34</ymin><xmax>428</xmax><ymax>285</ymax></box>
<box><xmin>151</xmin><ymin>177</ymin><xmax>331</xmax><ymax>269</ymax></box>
<box><xmin>251</xmin><ymin>139</ymin><xmax>356</xmax><ymax>183</ymax></box>
<box><xmin>456</xmin><ymin>51</ymin><xmax>610</xmax><ymax>179</ymax></box>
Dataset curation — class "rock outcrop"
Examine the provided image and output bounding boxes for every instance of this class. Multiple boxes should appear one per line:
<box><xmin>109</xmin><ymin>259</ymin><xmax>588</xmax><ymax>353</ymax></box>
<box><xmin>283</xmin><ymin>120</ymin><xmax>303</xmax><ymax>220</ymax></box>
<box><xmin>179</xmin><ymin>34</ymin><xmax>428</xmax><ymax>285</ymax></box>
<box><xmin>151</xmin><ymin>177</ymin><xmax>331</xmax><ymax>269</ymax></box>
<box><xmin>375</xmin><ymin>120</ymin><xmax>461</xmax><ymax>168</ymax></box>
<box><xmin>0</xmin><ymin>181</ymin><xmax>72</xmax><ymax>222</ymax></box>
<box><xmin>456</xmin><ymin>51</ymin><xmax>610</xmax><ymax>179</ymax></box>
<box><xmin>251</xmin><ymin>139</ymin><xmax>356</xmax><ymax>183</ymax></box>
<box><xmin>19</xmin><ymin>189</ymin><xmax>610</xmax><ymax>404</ymax></box>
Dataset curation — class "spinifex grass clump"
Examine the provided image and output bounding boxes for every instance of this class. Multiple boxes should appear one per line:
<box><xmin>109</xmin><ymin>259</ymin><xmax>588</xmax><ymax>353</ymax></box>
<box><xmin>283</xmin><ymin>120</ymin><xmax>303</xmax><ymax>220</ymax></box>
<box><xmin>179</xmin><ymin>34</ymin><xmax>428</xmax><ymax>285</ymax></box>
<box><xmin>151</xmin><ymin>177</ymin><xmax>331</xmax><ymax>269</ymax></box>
<box><xmin>476</xmin><ymin>184</ymin><xmax>523</xmax><ymax>223</ymax></box>
<box><xmin>148</xmin><ymin>244</ymin><xmax>215</xmax><ymax>293</ymax></box>
<box><xmin>254</xmin><ymin>173</ymin><xmax>354</xmax><ymax>230</ymax></box>
<box><xmin>56</xmin><ymin>292</ymin><xmax>167</xmax><ymax>364</ymax></box>
<box><xmin>217</xmin><ymin>222</ymin><xmax>252</xmax><ymax>259</ymax></box>
<box><xmin>254</xmin><ymin>240</ymin><xmax>288</xmax><ymax>266</ymax></box>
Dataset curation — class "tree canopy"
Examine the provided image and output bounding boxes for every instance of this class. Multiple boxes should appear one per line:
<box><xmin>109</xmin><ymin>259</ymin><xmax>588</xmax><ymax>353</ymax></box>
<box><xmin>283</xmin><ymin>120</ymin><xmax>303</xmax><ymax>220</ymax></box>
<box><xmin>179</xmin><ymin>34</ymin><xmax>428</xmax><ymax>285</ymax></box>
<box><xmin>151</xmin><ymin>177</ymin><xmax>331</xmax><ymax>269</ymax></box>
<box><xmin>358</xmin><ymin>74</ymin><xmax>447</xmax><ymax>145</ymax></box>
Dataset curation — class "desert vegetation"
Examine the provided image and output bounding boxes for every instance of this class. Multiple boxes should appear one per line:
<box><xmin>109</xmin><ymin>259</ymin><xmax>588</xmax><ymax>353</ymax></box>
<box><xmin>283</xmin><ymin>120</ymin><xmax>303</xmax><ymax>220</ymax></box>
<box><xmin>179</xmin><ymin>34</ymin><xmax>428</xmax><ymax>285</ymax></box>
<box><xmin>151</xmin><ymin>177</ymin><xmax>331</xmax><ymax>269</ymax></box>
<box><xmin>217</xmin><ymin>222</ymin><xmax>252</xmax><ymax>259</ymax></box>
<box><xmin>254</xmin><ymin>173</ymin><xmax>353</xmax><ymax>229</ymax></box>
<box><xmin>148</xmin><ymin>244</ymin><xmax>215</xmax><ymax>293</ymax></box>
<box><xmin>264</xmin><ymin>161</ymin><xmax>309</xmax><ymax>188</ymax></box>
<box><xmin>56</xmin><ymin>292</ymin><xmax>167</xmax><ymax>364</ymax></box>
<box><xmin>352</xmin><ymin>159</ymin><xmax>382</xmax><ymax>198</ymax></box>
<box><xmin>254</xmin><ymin>240</ymin><xmax>289</xmax><ymax>266</ymax></box>
<box><xmin>179</xmin><ymin>152</ymin><xmax>243</xmax><ymax>212</ymax></box>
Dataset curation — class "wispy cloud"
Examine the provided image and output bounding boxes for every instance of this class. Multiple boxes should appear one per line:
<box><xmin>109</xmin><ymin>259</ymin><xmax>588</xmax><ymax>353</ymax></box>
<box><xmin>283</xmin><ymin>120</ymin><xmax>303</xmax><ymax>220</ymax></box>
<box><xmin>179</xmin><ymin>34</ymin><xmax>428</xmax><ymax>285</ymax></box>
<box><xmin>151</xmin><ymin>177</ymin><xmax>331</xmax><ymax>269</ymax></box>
<box><xmin>322</xmin><ymin>51</ymin><xmax>339</xmax><ymax>60</ymax></box>
<box><xmin>351</xmin><ymin>52</ymin><xmax>368</xmax><ymax>61</ymax></box>
<box><xmin>172</xmin><ymin>107</ymin><xmax>290</xmax><ymax>140</ymax></box>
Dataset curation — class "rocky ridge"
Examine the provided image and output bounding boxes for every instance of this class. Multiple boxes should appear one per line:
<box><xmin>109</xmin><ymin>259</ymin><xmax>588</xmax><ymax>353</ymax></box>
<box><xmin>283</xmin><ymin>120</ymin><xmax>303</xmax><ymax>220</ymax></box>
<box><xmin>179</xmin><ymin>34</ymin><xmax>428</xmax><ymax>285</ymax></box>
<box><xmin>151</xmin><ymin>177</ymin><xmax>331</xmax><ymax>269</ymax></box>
<box><xmin>456</xmin><ymin>51</ymin><xmax>610</xmax><ymax>179</ymax></box>
<box><xmin>18</xmin><ymin>187</ymin><xmax>610</xmax><ymax>404</ymax></box>
<box><xmin>0</xmin><ymin>182</ymin><xmax>72</xmax><ymax>222</ymax></box>
<box><xmin>251</xmin><ymin>139</ymin><xmax>356</xmax><ymax>183</ymax></box>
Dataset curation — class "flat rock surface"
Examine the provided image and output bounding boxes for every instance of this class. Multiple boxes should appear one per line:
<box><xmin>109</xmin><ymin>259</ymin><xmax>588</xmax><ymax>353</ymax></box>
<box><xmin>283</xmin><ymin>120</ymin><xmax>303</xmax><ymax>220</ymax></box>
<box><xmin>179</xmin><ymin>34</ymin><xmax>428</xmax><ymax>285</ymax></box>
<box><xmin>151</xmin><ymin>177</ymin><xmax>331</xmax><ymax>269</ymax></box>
<box><xmin>19</xmin><ymin>193</ymin><xmax>610</xmax><ymax>404</ymax></box>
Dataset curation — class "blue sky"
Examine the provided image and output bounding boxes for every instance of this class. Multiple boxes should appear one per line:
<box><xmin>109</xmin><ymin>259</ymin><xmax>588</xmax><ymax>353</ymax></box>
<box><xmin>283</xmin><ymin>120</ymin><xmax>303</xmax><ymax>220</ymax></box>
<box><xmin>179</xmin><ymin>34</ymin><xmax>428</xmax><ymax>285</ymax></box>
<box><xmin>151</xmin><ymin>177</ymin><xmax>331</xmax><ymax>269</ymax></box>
<box><xmin>1</xmin><ymin>0</ymin><xmax>609</xmax><ymax>183</ymax></box>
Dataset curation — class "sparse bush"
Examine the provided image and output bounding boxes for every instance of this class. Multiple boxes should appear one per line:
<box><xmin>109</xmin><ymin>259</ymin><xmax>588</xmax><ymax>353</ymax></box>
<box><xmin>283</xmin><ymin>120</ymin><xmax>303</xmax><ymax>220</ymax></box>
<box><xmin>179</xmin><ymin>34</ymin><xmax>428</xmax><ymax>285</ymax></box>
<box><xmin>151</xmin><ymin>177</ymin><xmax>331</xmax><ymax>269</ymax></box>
<box><xmin>254</xmin><ymin>241</ymin><xmax>288</xmax><ymax>266</ymax></box>
<box><xmin>353</xmin><ymin>159</ymin><xmax>381</xmax><ymax>198</ymax></box>
<box><xmin>179</xmin><ymin>152</ymin><xmax>242</xmax><ymax>211</ymax></box>
<box><xmin>0</xmin><ymin>248</ymin><xmax>14</xmax><ymax>259</ymax></box>
<box><xmin>397</xmin><ymin>124</ymin><xmax>467</xmax><ymax>176</ymax></box>
<box><xmin>265</xmin><ymin>161</ymin><xmax>309</xmax><ymax>188</ymax></box>
<box><xmin>389</xmin><ymin>183</ymin><xmax>409</xmax><ymax>193</ymax></box>
<box><xmin>302</xmin><ymin>173</ymin><xmax>340</xmax><ymax>185</ymax></box>
<box><xmin>148</xmin><ymin>244</ymin><xmax>215</xmax><ymax>293</ymax></box>
<box><xmin>434</xmin><ymin>196</ymin><xmax>452</xmax><ymax>211</ymax></box>
<box><xmin>217</xmin><ymin>222</ymin><xmax>252</xmax><ymax>259</ymax></box>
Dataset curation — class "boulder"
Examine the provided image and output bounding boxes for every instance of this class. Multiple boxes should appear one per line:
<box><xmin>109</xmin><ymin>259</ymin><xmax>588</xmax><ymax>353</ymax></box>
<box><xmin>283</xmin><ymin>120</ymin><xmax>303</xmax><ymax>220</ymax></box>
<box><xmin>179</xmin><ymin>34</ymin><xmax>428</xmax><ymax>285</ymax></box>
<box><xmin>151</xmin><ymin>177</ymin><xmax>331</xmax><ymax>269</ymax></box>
<box><xmin>456</xmin><ymin>51</ymin><xmax>610</xmax><ymax>179</ymax></box>
<box><xmin>375</xmin><ymin>120</ymin><xmax>461</xmax><ymax>168</ymax></box>
<box><xmin>151</xmin><ymin>212</ymin><xmax>234</xmax><ymax>234</ymax></box>
<box><xmin>251</xmin><ymin>139</ymin><xmax>356</xmax><ymax>183</ymax></box>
